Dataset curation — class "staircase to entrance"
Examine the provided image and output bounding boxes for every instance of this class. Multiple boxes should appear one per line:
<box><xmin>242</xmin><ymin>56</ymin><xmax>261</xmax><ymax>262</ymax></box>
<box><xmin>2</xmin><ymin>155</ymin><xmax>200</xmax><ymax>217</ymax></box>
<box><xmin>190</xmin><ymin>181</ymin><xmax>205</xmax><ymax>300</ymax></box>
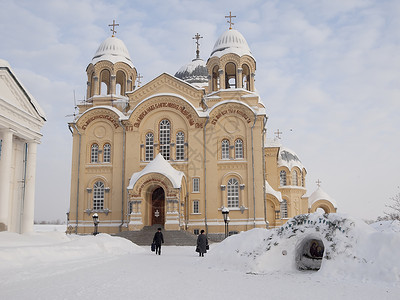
<box><xmin>113</xmin><ymin>225</ymin><xmax>198</xmax><ymax>246</ymax></box>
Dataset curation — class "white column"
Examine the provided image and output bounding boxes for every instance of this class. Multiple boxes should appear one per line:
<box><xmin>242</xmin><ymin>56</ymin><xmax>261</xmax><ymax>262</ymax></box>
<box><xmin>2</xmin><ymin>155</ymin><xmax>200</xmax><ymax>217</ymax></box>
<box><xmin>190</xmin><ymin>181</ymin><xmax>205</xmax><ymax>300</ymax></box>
<box><xmin>0</xmin><ymin>130</ymin><xmax>13</xmax><ymax>231</ymax></box>
<box><xmin>22</xmin><ymin>142</ymin><xmax>38</xmax><ymax>233</ymax></box>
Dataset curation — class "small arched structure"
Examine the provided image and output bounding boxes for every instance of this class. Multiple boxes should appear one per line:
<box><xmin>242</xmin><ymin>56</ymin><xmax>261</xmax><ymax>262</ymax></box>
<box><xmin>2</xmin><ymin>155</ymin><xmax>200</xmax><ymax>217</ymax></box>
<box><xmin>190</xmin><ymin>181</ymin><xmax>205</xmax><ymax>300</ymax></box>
<box><xmin>296</xmin><ymin>236</ymin><xmax>325</xmax><ymax>270</ymax></box>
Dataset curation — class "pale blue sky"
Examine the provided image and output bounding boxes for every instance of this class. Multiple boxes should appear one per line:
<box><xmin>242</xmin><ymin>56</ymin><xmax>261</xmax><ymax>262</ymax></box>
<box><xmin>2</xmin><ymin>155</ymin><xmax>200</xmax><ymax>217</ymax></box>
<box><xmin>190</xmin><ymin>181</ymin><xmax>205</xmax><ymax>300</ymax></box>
<box><xmin>1</xmin><ymin>0</ymin><xmax>399</xmax><ymax>221</ymax></box>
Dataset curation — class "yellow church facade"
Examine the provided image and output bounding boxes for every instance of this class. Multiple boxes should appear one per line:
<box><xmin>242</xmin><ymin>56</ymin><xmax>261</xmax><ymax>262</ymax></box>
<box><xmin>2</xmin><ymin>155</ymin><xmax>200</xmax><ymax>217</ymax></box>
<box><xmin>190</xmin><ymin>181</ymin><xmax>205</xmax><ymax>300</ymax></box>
<box><xmin>68</xmin><ymin>20</ymin><xmax>336</xmax><ymax>236</ymax></box>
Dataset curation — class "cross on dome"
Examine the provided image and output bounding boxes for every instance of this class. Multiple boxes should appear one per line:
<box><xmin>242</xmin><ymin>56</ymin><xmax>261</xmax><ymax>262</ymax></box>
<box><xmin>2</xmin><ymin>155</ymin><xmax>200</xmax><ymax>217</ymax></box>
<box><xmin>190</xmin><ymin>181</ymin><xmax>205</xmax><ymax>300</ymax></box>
<box><xmin>274</xmin><ymin>129</ymin><xmax>283</xmax><ymax>139</ymax></box>
<box><xmin>109</xmin><ymin>20</ymin><xmax>119</xmax><ymax>37</ymax></box>
<box><xmin>225</xmin><ymin>11</ymin><xmax>236</xmax><ymax>30</ymax></box>
<box><xmin>316</xmin><ymin>179</ymin><xmax>322</xmax><ymax>187</ymax></box>
<box><xmin>136</xmin><ymin>73</ymin><xmax>143</xmax><ymax>87</ymax></box>
<box><xmin>192</xmin><ymin>33</ymin><xmax>203</xmax><ymax>59</ymax></box>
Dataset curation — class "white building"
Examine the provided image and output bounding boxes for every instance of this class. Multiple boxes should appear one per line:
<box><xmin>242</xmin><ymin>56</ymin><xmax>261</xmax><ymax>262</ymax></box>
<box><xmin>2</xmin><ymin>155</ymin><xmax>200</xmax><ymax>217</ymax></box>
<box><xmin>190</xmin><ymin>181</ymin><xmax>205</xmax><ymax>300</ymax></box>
<box><xmin>0</xmin><ymin>59</ymin><xmax>46</xmax><ymax>233</ymax></box>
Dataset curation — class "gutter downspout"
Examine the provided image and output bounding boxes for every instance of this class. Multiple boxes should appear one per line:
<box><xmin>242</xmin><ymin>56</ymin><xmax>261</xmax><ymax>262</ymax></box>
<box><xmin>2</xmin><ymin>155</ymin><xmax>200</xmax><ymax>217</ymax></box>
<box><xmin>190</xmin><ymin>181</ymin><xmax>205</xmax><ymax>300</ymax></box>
<box><xmin>71</xmin><ymin>124</ymin><xmax>81</xmax><ymax>234</ymax></box>
<box><xmin>251</xmin><ymin>113</ymin><xmax>257</xmax><ymax>228</ymax></box>
<box><xmin>118</xmin><ymin>120</ymin><xmax>126</xmax><ymax>232</ymax></box>
<box><xmin>203</xmin><ymin>115</ymin><xmax>209</xmax><ymax>235</ymax></box>
<box><xmin>262</xmin><ymin>116</ymin><xmax>269</xmax><ymax>228</ymax></box>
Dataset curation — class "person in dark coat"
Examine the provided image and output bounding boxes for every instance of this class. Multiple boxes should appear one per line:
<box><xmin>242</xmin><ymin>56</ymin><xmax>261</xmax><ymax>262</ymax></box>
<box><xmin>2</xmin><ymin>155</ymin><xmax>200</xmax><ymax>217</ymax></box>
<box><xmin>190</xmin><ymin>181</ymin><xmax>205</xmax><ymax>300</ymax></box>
<box><xmin>153</xmin><ymin>228</ymin><xmax>164</xmax><ymax>255</ymax></box>
<box><xmin>196</xmin><ymin>229</ymin><xmax>208</xmax><ymax>257</ymax></box>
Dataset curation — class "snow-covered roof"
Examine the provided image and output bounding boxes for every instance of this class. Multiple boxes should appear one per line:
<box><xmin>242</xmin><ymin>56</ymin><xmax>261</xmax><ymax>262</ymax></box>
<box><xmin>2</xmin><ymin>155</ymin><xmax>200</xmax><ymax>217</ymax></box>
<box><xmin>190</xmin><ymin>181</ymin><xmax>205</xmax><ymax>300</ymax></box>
<box><xmin>127</xmin><ymin>154</ymin><xmax>184</xmax><ymax>189</ymax></box>
<box><xmin>308</xmin><ymin>186</ymin><xmax>337</xmax><ymax>208</ymax></box>
<box><xmin>210</xmin><ymin>29</ymin><xmax>253</xmax><ymax>59</ymax></box>
<box><xmin>91</xmin><ymin>36</ymin><xmax>134</xmax><ymax>68</ymax></box>
<box><xmin>277</xmin><ymin>147</ymin><xmax>305</xmax><ymax>171</ymax></box>
<box><xmin>74</xmin><ymin>105</ymin><xmax>128</xmax><ymax>123</ymax></box>
<box><xmin>265</xmin><ymin>180</ymin><xmax>283</xmax><ymax>202</ymax></box>
<box><xmin>175</xmin><ymin>58</ymin><xmax>208</xmax><ymax>88</ymax></box>
<box><xmin>265</xmin><ymin>138</ymin><xmax>282</xmax><ymax>148</ymax></box>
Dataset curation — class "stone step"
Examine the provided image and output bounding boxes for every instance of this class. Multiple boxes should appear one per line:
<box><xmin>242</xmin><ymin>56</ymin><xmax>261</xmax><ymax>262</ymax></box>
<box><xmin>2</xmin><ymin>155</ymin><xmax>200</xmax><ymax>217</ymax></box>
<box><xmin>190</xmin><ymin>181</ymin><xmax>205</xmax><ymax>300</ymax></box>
<box><xmin>113</xmin><ymin>225</ymin><xmax>199</xmax><ymax>246</ymax></box>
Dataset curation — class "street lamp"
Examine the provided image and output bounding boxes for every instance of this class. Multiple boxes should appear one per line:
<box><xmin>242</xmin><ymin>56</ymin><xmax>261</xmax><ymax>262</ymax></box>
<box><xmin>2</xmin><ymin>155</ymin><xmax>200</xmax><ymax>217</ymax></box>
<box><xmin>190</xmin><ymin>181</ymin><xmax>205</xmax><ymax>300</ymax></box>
<box><xmin>222</xmin><ymin>207</ymin><xmax>230</xmax><ymax>238</ymax></box>
<box><xmin>92</xmin><ymin>213</ymin><xmax>99</xmax><ymax>236</ymax></box>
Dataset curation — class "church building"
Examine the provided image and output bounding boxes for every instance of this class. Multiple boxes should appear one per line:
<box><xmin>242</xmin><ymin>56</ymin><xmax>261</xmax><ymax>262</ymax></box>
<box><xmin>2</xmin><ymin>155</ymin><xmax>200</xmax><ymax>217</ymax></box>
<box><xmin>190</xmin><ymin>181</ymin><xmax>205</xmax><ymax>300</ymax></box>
<box><xmin>68</xmin><ymin>17</ymin><xmax>336</xmax><ymax>236</ymax></box>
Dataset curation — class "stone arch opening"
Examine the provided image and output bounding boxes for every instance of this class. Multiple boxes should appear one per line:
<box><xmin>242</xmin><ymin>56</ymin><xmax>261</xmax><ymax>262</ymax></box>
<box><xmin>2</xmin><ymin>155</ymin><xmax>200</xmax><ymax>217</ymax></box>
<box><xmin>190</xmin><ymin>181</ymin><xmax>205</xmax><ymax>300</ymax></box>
<box><xmin>296</xmin><ymin>236</ymin><xmax>325</xmax><ymax>271</ymax></box>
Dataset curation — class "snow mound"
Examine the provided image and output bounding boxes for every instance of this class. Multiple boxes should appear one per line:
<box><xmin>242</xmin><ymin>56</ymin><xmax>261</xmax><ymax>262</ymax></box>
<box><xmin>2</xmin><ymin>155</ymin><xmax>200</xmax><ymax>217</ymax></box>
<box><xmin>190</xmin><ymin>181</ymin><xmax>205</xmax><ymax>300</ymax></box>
<box><xmin>0</xmin><ymin>232</ymin><xmax>144</xmax><ymax>270</ymax></box>
<box><xmin>208</xmin><ymin>213</ymin><xmax>400</xmax><ymax>283</ymax></box>
<box><xmin>370</xmin><ymin>220</ymin><xmax>400</xmax><ymax>233</ymax></box>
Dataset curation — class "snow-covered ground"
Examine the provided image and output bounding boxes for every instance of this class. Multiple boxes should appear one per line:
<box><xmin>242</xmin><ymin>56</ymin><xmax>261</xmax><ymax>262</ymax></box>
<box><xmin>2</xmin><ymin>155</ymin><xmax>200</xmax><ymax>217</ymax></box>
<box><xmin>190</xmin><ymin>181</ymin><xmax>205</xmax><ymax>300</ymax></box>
<box><xmin>1</xmin><ymin>214</ymin><xmax>399</xmax><ymax>300</ymax></box>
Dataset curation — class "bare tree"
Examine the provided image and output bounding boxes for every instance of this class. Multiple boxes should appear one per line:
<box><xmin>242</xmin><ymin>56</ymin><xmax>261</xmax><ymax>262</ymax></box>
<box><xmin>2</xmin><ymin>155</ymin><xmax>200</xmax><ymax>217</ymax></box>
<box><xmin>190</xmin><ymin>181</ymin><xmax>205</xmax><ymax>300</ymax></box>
<box><xmin>384</xmin><ymin>190</ymin><xmax>400</xmax><ymax>221</ymax></box>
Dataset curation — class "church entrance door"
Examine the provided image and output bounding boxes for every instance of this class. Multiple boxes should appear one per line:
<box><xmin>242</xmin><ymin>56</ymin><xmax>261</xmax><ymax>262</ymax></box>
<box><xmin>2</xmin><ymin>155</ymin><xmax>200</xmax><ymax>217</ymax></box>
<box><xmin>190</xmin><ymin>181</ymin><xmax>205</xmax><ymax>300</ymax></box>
<box><xmin>151</xmin><ymin>187</ymin><xmax>165</xmax><ymax>225</ymax></box>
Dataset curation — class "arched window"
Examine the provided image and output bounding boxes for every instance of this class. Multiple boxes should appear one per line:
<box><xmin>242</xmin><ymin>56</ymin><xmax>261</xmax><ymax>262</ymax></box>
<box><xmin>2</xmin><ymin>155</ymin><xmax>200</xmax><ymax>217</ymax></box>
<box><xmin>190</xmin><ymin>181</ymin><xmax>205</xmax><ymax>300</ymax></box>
<box><xmin>242</xmin><ymin>64</ymin><xmax>251</xmax><ymax>91</ymax></box>
<box><xmin>103</xmin><ymin>143</ymin><xmax>111</xmax><ymax>163</ymax></box>
<box><xmin>89</xmin><ymin>72</ymin><xmax>95</xmax><ymax>97</ymax></box>
<box><xmin>91</xmin><ymin>144</ymin><xmax>99</xmax><ymax>163</ymax></box>
<box><xmin>212</xmin><ymin>65</ymin><xmax>219</xmax><ymax>91</ymax></box>
<box><xmin>145</xmin><ymin>133</ymin><xmax>154</xmax><ymax>161</ymax></box>
<box><xmin>302</xmin><ymin>172</ymin><xmax>305</xmax><ymax>187</ymax></box>
<box><xmin>222</xmin><ymin>139</ymin><xmax>230</xmax><ymax>159</ymax></box>
<box><xmin>225</xmin><ymin>62</ymin><xmax>237</xmax><ymax>88</ymax></box>
<box><xmin>292</xmin><ymin>171</ymin><xmax>298</xmax><ymax>186</ymax></box>
<box><xmin>227</xmin><ymin>178</ymin><xmax>239</xmax><ymax>208</ymax></box>
<box><xmin>280</xmin><ymin>170</ymin><xmax>287</xmax><ymax>186</ymax></box>
<box><xmin>116</xmin><ymin>70</ymin><xmax>126</xmax><ymax>96</ymax></box>
<box><xmin>176</xmin><ymin>131</ymin><xmax>185</xmax><ymax>161</ymax></box>
<box><xmin>281</xmin><ymin>199</ymin><xmax>288</xmax><ymax>218</ymax></box>
<box><xmin>93</xmin><ymin>181</ymin><xmax>105</xmax><ymax>210</ymax></box>
<box><xmin>100</xmin><ymin>69</ymin><xmax>110</xmax><ymax>95</ymax></box>
<box><xmin>235</xmin><ymin>139</ymin><xmax>243</xmax><ymax>159</ymax></box>
<box><xmin>160</xmin><ymin>119</ymin><xmax>170</xmax><ymax>160</ymax></box>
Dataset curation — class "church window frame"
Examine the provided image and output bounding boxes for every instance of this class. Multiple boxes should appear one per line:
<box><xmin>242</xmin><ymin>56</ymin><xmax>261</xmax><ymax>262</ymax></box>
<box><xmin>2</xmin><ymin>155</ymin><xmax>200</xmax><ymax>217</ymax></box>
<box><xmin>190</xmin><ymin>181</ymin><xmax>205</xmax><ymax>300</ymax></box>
<box><xmin>227</xmin><ymin>178</ymin><xmax>239</xmax><ymax>208</ymax></box>
<box><xmin>292</xmin><ymin>170</ymin><xmax>298</xmax><ymax>186</ymax></box>
<box><xmin>280</xmin><ymin>170</ymin><xmax>287</xmax><ymax>186</ymax></box>
<box><xmin>193</xmin><ymin>200</ymin><xmax>200</xmax><ymax>214</ymax></box>
<box><xmin>235</xmin><ymin>139</ymin><xmax>243</xmax><ymax>159</ymax></box>
<box><xmin>116</xmin><ymin>70</ymin><xmax>126</xmax><ymax>96</ymax></box>
<box><xmin>192</xmin><ymin>177</ymin><xmax>200</xmax><ymax>193</ymax></box>
<box><xmin>93</xmin><ymin>181</ymin><xmax>105</xmax><ymax>210</ymax></box>
<box><xmin>225</xmin><ymin>62</ymin><xmax>237</xmax><ymax>89</ymax></box>
<box><xmin>212</xmin><ymin>65</ymin><xmax>219</xmax><ymax>91</ymax></box>
<box><xmin>91</xmin><ymin>143</ymin><xmax>99</xmax><ymax>163</ymax></box>
<box><xmin>145</xmin><ymin>132</ymin><xmax>154</xmax><ymax>161</ymax></box>
<box><xmin>302</xmin><ymin>171</ymin><xmax>305</xmax><ymax>187</ymax></box>
<box><xmin>222</xmin><ymin>139</ymin><xmax>230</xmax><ymax>160</ymax></box>
<box><xmin>159</xmin><ymin>119</ymin><xmax>171</xmax><ymax>160</ymax></box>
<box><xmin>99</xmin><ymin>69</ymin><xmax>111</xmax><ymax>95</ymax></box>
<box><xmin>242</xmin><ymin>64</ymin><xmax>251</xmax><ymax>91</ymax></box>
<box><xmin>281</xmin><ymin>199</ymin><xmax>288</xmax><ymax>218</ymax></box>
<box><xmin>103</xmin><ymin>143</ymin><xmax>111</xmax><ymax>163</ymax></box>
<box><xmin>176</xmin><ymin>131</ymin><xmax>185</xmax><ymax>161</ymax></box>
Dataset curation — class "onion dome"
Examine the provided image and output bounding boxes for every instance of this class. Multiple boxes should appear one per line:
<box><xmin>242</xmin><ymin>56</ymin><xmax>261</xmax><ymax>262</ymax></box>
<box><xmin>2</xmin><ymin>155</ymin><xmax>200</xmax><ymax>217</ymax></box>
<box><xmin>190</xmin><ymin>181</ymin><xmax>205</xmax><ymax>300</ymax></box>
<box><xmin>277</xmin><ymin>147</ymin><xmax>305</xmax><ymax>171</ymax></box>
<box><xmin>91</xmin><ymin>36</ymin><xmax>133</xmax><ymax>68</ymax></box>
<box><xmin>308</xmin><ymin>187</ymin><xmax>337</xmax><ymax>208</ymax></box>
<box><xmin>210</xmin><ymin>29</ymin><xmax>252</xmax><ymax>58</ymax></box>
<box><xmin>175</xmin><ymin>58</ymin><xmax>208</xmax><ymax>88</ymax></box>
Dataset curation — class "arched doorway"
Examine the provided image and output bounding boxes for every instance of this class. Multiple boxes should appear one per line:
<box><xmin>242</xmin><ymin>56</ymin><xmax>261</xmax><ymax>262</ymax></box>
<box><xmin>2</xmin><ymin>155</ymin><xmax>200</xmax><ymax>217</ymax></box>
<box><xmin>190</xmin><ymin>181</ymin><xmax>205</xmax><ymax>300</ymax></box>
<box><xmin>152</xmin><ymin>187</ymin><xmax>165</xmax><ymax>225</ymax></box>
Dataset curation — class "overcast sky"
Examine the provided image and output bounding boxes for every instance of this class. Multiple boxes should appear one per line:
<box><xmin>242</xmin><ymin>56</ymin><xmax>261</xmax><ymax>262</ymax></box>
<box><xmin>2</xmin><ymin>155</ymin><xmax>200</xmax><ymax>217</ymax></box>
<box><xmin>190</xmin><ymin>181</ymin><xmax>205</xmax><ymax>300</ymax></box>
<box><xmin>1</xmin><ymin>0</ymin><xmax>399</xmax><ymax>222</ymax></box>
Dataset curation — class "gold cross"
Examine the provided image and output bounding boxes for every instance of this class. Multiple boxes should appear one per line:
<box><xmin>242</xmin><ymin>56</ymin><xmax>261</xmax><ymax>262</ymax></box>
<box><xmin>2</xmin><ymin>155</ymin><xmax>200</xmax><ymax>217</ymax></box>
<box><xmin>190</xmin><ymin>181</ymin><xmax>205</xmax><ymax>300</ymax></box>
<box><xmin>109</xmin><ymin>20</ymin><xmax>119</xmax><ymax>37</ymax></box>
<box><xmin>192</xmin><ymin>33</ymin><xmax>203</xmax><ymax>59</ymax></box>
<box><xmin>316</xmin><ymin>179</ymin><xmax>322</xmax><ymax>187</ymax></box>
<box><xmin>274</xmin><ymin>129</ymin><xmax>282</xmax><ymax>139</ymax></box>
<box><xmin>225</xmin><ymin>11</ymin><xmax>236</xmax><ymax>29</ymax></box>
<box><xmin>137</xmin><ymin>73</ymin><xmax>143</xmax><ymax>87</ymax></box>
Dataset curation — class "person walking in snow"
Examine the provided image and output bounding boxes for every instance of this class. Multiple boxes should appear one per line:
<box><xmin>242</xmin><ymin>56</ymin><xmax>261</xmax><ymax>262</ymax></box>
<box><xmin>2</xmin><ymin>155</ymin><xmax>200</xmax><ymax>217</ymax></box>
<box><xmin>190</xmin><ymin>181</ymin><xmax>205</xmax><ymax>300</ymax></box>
<box><xmin>153</xmin><ymin>227</ymin><xmax>164</xmax><ymax>255</ymax></box>
<box><xmin>196</xmin><ymin>229</ymin><xmax>208</xmax><ymax>257</ymax></box>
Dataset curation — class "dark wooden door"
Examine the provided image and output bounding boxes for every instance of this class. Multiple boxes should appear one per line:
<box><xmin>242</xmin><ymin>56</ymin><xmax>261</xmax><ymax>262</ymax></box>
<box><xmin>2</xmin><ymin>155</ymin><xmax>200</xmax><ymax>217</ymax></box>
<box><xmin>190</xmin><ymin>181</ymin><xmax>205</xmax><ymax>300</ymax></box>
<box><xmin>152</xmin><ymin>187</ymin><xmax>165</xmax><ymax>225</ymax></box>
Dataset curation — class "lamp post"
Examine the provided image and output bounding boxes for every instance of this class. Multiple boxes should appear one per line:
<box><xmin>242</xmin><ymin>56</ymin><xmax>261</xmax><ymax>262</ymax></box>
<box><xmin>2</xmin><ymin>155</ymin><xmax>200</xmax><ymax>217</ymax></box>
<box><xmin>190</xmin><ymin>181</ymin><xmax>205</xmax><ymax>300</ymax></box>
<box><xmin>222</xmin><ymin>207</ymin><xmax>230</xmax><ymax>238</ymax></box>
<box><xmin>92</xmin><ymin>213</ymin><xmax>99</xmax><ymax>236</ymax></box>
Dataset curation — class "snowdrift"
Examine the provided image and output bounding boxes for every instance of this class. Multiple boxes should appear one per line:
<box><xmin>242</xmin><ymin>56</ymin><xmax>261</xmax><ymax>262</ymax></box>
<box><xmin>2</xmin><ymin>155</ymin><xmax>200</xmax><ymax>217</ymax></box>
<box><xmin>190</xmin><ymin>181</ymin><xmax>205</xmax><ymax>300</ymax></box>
<box><xmin>0</xmin><ymin>231</ymin><xmax>144</xmax><ymax>270</ymax></box>
<box><xmin>208</xmin><ymin>213</ymin><xmax>400</xmax><ymax>283</ymax></box>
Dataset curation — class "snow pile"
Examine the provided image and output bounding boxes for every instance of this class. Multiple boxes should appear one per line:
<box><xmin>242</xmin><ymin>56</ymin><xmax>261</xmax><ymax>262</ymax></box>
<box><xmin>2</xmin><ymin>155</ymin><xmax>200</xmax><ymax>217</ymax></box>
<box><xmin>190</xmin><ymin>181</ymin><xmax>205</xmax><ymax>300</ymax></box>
<box><xmin>208</xmin><ymin>213</ymin><xmax>400</xmax><ymax>283</ymax></box>
<box><xmin>371</xmin><ymin>220</ymin><xmax>400</xmax><ymax>233</ymax></box>
<box><xmin>0</xmin><ymin>231</ymin><xmax>144</xmax><ymax>270</ymax></box>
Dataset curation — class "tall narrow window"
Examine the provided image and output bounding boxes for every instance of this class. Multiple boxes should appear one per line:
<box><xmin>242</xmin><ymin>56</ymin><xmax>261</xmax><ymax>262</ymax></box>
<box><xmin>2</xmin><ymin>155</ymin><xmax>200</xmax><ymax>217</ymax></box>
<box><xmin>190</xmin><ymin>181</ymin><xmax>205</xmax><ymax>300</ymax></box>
<box><xmin>280</xmin><ymin>170</ymin><xmax>287</xmax><ymax>186</ymax></box>
<box><xmin>145</xmin><ymin>133</ymin><xmax>154</xmax><ymax>161</ymax></box>
<box><xmin>91</xmin><ymin>144</ymin><xmax>99</xmax><ymax>163</ymax></box>
<box><xmin>281</xmin><ymin>199</ymin><xmax>288</xmax><ymax>218</ymax></box>
<box><xmin>193</xmin><ymin>200</ymin><xmax>199</xmax><ymax>214</ymax></box>
<box><xmin>93</xmin><ymin>181</ymin><xmax>105</xmax><ymax>210</ymax></box>
<box><xmin>222</xmin><ymin>139</ymin><xmax>230</xmax><ymax>159</ymax></box>
<box><xmin>160</xmin><ymin>119</ymin><xmax>170</xmax><ymax>160</ymax></box>
<box><xmin>235</xmin><ymin>139</ymin><xmax>243</xmax><ymax>159</ymax></box>
<box><xmin>103</xmin><ymin>143</ymin><xmax>111</xmax><ymax>163</ymax></box>
<box><xmin>302</xmin><ymin>172</ymin><xmax>305</xmax><ymax>187</ymax></box>
<box><xmin>227</xmin><ymin>178</ymin><xmax>239</xmax><ymax>208</ymax></box>
<box><xmin>176</xmin><ymin>131</ymin><xmax>185</xmax><ymax>161</ymax></box>
<box><xmin>225</xmin><ymin>62</ymin><xmax>237</xmax><ymax>88</ymax></box>
<box><xmin>292</xmin><ymin>171</ymin><xmax>298</xmax><ymax>186</ymax></box>
<box><xmin>193</xmin><ymin>178</ymin><xmax>200</xmax><ymax>193</ymax></box>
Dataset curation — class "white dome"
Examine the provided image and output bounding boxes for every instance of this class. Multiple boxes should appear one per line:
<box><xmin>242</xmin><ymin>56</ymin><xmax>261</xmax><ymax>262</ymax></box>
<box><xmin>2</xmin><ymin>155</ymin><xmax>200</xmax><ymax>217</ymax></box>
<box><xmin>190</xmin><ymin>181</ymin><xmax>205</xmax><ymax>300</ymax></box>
<box><xmin>308</xmin><ymin>187</ymin><xmax>337</xmax><ymax>208</ymax></box>
<box><xmin>210</xmin><ymin>29</ymin><xmax>252</xmax><ymax>58</ymax></box>
<box><xmin>175</xmin><ymin>58</ymin><xmax>208</xmax><ymax>88</ymax></box>
<box><xmin>277</xmin><ymin>147</ymin><xmax>305</xmax><ymax>171</ymax></box>
<box><xmin>91</xmin><ymin>36</ymin><xmax>133</xmax><ymax>68</ymax></box>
